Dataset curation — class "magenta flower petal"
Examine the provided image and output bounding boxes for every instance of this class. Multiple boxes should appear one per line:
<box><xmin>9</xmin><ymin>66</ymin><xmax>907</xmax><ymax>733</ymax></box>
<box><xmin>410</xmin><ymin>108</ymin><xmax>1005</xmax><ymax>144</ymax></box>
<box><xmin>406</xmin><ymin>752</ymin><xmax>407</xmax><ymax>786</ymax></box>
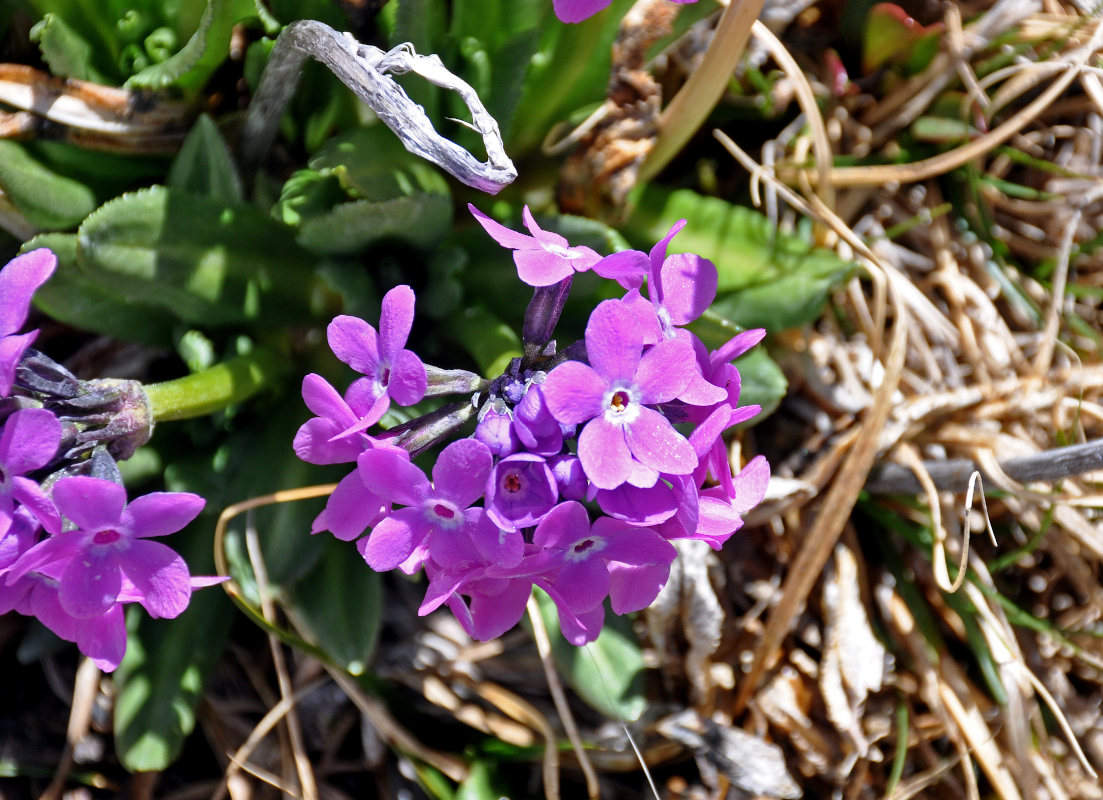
<box><xmin>595</xmin><ymin>482</ymin><xmax>677</xmax><ymax>525</ymax></box>
<box><xmin>557</xmin><ymin>557</ymin><xmax>610</xmax><ymax>613</ymax></box>
<box><xmin>301</xmin><ymin>374</ymin><xmax>356</xmax><ymax>424</ymax></box>
<box><xmin>5</xmin><ymin>529</ymin><xmax>83</xmax><ymax>583</ymax></box>
<box><xmin>542</xmin><ymin>361</ymin><xmax>605</xmax><ymax>424</ymax></box>
<box><xmin>378</xmin><ymin>284</ymin><xmax>416</xmax><ymax>360</ymax></box>
<box><xmin>52</xmin><ymin>476</ymin><xmax>127</xmax><ymax>531</ymax></box>
<box><xmin>327</xmin><ymin>315</ymin><xmax>381</xmax><ymax>376</ymax></box>
<box><xmin>658</xmin><ymin>253</ymin><xmax>717</xmax><ymax>325</ymax></box>
<box><xmin>595</xmin><ymin>518</ymin><xmax>677</xmax><ymax>565</ymax></box>
<box><xmin>585</xmin><ymin>300</ymin><xmax>642</xmax><ymax>383</ymax></box>
<box><xmin>357</xmin><ymin>448</ymin><xmax>426</xmax><ymax>507</ymax></box>
<box><xmin>121</xmin><ymin>492</ymin><xmax>204</xmax><ymax>538</ymax></box>
<box><xmin>321</xmin><ymin>470</ymin><xmax>387</xmax><ymax>541</ymax></box>
<box><xmin>532</xmin><ymin>500</ymin><xmax>590</xmax><ymax>549</ymax></box>
<box><xmin>577</xmin><ymin>417</ymin><xmax>632</xmax><ymax>490</ymax></box>
<box><xmin>624</xmin><ymin>406</ymin><xmax>696</xmax><ymax>475</ymax></box>
<box><xmin>75</xmin><ymin>603</ymin><xmax>126</xmax><ymax>672</ymax></box>
<box><xmin>514</xmin><ymin>249</ymin><xmax>577</xmax><ymax>286</ymax></box>
<box><xmin>552</xmin><ymin>0</ymin><xmax>612</xmax><ymax>22</ymax></box>
<box><xmin>591</xmin><ymin>249</ymin><xmax>649</xmax><ymax>290</ymax></box>
<box><xmin>0</xmin><ymin>249</ymin><xmax>55</xmax><ymax>335</ymax></box>
<box><xmin>647</xmin><ymin>219</ymin><xmax>687</xmax><ymax>287</ymax></box>
<box><xmin>608</xmin><ymin>562</ymin><xmax>670</xmax><ymax>614</ymax></box>
<box><xmin>11</xmin><ymin>477</ymin><xmax>61</xmax><ymax>534</ymax></box>
<box><xmin>118</xmin><ymin>538</ymin><xmax>191</xmax><ymax>618</ymax></box>
<box><xmin>633</xmin><ymin>337</ymin><xmax>695</xmax><ymax>404</ymax></box>
<box><xmin>468</xmin><ymin>203</ymin><xmax>535</xmax><ymax>249</ymax></box>
<box><xmin>294</xmin><ymin>418</ymin><xmax>365</xmax><ymax>464</ymax></box>
<box><xmin>711</xmin><ymin>328</ymin><xmax>766</xmax><ymax>367</ymax></box>
<box><xmin>0</xmin><ymin>407</ymin><xmax>61</xmax><ymax>474</ymax></box>
<box><xmin>432</xmin><ymin>439</ymin><xmax>492</xmax><ymax>508</ymax></box>
<box><xmin>0</xmin><ymin>330</ymin><xmax>37</xmax><ymax>397</ymax></box>
<box><xmin>359</xmin><ymin>507</ymin><xmax>421</xmax><ymax>571</ymax></box>
<box><xmin>732</xmin><ymin>455</ymin><xmax>770</xmax><ymax>513</ymax></box>
<box><xmin>386</xmin><ymin>348</ymin><xmax>428</xmax><ymax>406</ymax></box>
<box><xmin>59</xmin><ymin>547</ymin><xmax>121</xmax><ymax>619</ymax></box>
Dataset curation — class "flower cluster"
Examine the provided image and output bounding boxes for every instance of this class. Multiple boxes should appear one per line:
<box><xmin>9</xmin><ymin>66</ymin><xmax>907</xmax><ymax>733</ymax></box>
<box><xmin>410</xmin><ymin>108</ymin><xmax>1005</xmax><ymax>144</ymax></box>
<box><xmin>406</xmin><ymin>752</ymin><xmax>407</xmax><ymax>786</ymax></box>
<box><xmin>553</xmin><ymin>0</ymin><xmax>697</xmax><ymax>23</ymax></box>
<box><xmin>297</xmin><ymin>209</ymin><xmax>769</xmax><ymax>645</ymax></box>
<box><xmin>0</xmin><ymin>249</ymin><xmax>215</xmax><ymax>671</ymax></box>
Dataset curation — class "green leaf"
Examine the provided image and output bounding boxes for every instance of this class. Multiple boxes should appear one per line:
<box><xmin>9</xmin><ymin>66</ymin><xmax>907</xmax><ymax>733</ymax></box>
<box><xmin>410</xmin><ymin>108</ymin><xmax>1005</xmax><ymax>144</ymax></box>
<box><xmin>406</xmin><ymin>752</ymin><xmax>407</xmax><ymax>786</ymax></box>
<box><xmin>114</xmin><ymin>525</ymin><xmax>233</xmax><ymax>771</ymax></box>
<box><xmin>167</xmin><ymin>114</ymin><xmax>243</xmax><ymax>202</ymax></box>
<box><xmin>533</xmin><ymin>590</ymin><xmax>647</xmax><ymax>721</ymax></box>
<box><xmin>863</xmin><ymin>3</ymin><xmax>944</xmax><ymax>75</ymax></box>
<box><xmin>626</xmin><ymin>186</ymin><xmax>855</xmax><ymax>330</ymax></box>
<box><xmin>126</xmin><ymin>0</ymin><xmax>260</xmax><ymax>92</ymax></box>
<box><xmin>74</xmin><ymin>185</ymin><xmax>319</xmax><ymax>326</ymax></box>
<box><xmin>0</xmin><ymin>140</ymin><xmax>97</xmax><ymax>230</ymax></box>
<box><xmin>297</xmin><ymin>194</ymin><xmax>453</xmax><ymax>255</ymax></box>
<box><xmin>310</xmin><ymin>127</ymin><xmax>452</xmax><ymax>204</ymax></box>
<box><xmin>30</xmin><ymin>13</ymin><xmax>112</xmax><ymax>83</ymax></box>
<box><xmin>449</xmin><ymin>306</ymin><xmax>521</xmax><ymax>377</ymax></box>
<box><xmin>455</xmin><ymin>760</ymin><xmax>503</xmax><ymax>800</ymax></box>
<box><xmin>23</xmin><ymin>233</ymin><xmax>179</xmax><ymax>343</ymax></box>
<box><xmin>286</xmin><ymin>536</ymin><xmax>382</xmax><ymax>676</ymax></box>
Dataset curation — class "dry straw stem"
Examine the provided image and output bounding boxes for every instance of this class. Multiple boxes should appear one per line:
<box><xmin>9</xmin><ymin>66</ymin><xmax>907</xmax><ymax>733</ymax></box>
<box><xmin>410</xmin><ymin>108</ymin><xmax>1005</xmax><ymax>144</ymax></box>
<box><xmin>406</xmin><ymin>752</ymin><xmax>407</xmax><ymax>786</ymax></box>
<box><xmin>717</xmin><ymin>132</ymin><xmax>912</xmax><ymax>714</ymax></box>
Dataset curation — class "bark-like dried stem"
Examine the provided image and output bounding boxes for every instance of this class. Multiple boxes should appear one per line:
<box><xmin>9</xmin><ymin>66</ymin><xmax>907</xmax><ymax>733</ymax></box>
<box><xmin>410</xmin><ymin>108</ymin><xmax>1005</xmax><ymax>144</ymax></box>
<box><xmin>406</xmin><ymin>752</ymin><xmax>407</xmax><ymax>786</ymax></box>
<box><xmin>241</xmin><ymin>20</ymin><xmax>516</xmax><ymax>194</ymax></box>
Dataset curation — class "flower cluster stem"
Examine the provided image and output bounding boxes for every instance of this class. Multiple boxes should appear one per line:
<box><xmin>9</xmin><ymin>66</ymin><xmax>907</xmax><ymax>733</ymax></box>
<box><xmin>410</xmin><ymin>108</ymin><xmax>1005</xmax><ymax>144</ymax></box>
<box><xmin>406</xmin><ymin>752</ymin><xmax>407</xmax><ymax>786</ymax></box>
<box><xmin>145</xmin><ymin>350</ymin><xmax>284</xmax><ymax>422</ymax></box>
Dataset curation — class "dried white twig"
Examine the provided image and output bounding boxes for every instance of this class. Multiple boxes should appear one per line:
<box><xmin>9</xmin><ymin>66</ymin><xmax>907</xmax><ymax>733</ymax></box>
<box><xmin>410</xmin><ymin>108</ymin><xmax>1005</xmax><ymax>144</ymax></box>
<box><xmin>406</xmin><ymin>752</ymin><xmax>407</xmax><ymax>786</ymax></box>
<box><xmin>241</xmin><ymin>20</ymin><xmax>516</xmax><ymax>194</ymax></box>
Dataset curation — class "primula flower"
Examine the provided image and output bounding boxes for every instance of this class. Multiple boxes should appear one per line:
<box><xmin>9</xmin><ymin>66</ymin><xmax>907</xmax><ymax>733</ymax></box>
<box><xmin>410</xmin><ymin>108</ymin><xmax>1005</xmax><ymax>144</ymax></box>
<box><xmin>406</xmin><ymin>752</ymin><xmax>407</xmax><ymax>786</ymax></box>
<box><xmin>484</xmin><ymin>453</ymin><xmax>558</xmax><ymax>531</ymax></box>
<box><xmin>0</xmin><ymin>248</ymin><xmax>56</xmax><ymax>397</ymax></box>
<box><xmin>327</xmin><ymin>284</ymin><xmax>427</xmax><ymax>424</ymax></box>
<box><xmin>356</xmin><ymin>439</ymin><xmax>522</xmax><ymax>572</ymax></box>
<box><xmin>530</xmin><ymin>501</ymin><xmax>677</xmax><ymax>643</ymax></box>
<box><xmin>543</xmin><ymin>299</ymin><xmax>698</xmax><ymax>490</ymax></box>
<box><xmin>0</xmin><ymin>408</ymin><xmax>62</xmax><ymax>538</ymax></box>
<box><xmin>553</xmin><ymin>0</ymin><xmax>697</xmax><ymax>23</ymax></box>
<box><xmin>469</xmin><ymin>204</ymin><xmax>601</xmax><ymax>287</ymax></box>
<box><xmin>7</xmin><ymin>476</ymin><xmax>205</xmax><ymax>621</ymax></box>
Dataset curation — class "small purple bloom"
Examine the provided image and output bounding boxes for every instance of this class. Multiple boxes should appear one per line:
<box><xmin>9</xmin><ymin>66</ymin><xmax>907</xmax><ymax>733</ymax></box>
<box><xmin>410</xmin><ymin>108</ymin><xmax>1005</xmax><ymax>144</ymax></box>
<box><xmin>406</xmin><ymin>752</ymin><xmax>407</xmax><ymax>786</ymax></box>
<box><xmin>7</xmin><ymin>477</ymin><xmax>205</xmax><ymax>621</ymax></box>
<box><xmin>0</xmin><ymin>407</ymin><xmax>62</xmax><ymax>537</ymax></box>
<box><xmin>552</xmin><ymin>0</ymin><xmax>698</xmax><ymax>25</ymax></box>
<box><xmin>294</xmin><ymin>373</ymin><xmax>387</xmax><ymax>464</ymax></box>
<box><xmin>0</xmin><ymin>249</ymin><xmax>56</xmax><ymax>397</ymax></box>
<box><xmin>469</xmin><ymin>204</ymin><xmax>601</xmax><ymax>287</ymax></box>
<box><xmin>530</xmin><ymin>501</ymin><xmax>676</xmax><ymax>642</ymax></box>
<box><xmin>356</xmin><ymin>439</ymin><xmax>522</xmax><ymax>572</ymax></box>
<box><xmin>327</xmin><ymin>285</ymin><xmax>428</xmax><ymax>420</ymax></box>
<box><xmin>543</xmin><ymin>299</ymin><xmax>698</xmax><ymax>490</ymax></box>
<box><xmin>485</xmin><ymin>453</ymin><xmax>558</xmax><ymax>531</ymax></box>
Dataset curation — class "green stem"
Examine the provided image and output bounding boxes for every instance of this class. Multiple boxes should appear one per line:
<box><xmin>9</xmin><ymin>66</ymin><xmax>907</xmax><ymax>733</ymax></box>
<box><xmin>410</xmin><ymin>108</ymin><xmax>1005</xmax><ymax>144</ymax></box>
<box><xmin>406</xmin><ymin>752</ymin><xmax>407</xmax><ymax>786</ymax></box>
<box><xmin>144</xmin><ymin>350</ymin><xmax>283</xmax><ymax>422</ymax></box>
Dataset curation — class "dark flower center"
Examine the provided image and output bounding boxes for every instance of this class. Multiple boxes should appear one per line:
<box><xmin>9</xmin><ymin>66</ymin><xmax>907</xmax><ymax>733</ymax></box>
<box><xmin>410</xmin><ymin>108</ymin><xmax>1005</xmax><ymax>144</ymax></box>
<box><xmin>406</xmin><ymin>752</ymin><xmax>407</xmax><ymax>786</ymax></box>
<box><xmin>572</xmin><ymin>538</ymin><xmax>596</xmax><ymax>555</ymax></box>
<box><xmin>504</xmin><ymin>473</ymin><xmax>523</xmax><ymax>493</ymax></box>
<box><xmin>380</xmin><ymin>367</ymin><xmax>391</xmax><ymax>386</ymax></box>
<box><xmin>609</xmin><ymin>390</ymin><xmax>630</xmax><ymax>413</ymax></box>
<box><xmin>432</xmin><ymin>503</ymin><xmax>455</xmax><ymax>519</ymax></box>
<box><xmin>93</xmin><ymin>529</ymin><xmax>121</xmax><ymax>545</ymax></box>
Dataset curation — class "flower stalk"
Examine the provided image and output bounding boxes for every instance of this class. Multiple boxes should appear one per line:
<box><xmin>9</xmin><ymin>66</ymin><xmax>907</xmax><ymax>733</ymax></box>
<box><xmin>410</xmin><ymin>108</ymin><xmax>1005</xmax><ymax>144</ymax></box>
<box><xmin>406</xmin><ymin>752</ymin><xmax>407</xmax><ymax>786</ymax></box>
<box><xmin>144</xmin><ymin>349</ymin><xmax>284</xmax><ymax>422</ymax></box>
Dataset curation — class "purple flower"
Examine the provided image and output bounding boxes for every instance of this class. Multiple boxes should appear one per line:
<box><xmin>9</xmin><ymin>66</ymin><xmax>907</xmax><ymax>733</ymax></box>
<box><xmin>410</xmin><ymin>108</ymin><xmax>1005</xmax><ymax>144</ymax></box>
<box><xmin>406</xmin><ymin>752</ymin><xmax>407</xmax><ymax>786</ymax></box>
<box><xmin>485</xmin><ymin>453</ymin><xmax>558</xmax><ymax>531</ymax></box>
<box><xmin>530</xmin><ymin>501</ymin><xmax>676</xmax><ymax>643</ymax></box>
<box><xmin>0</xmin><ymin>408</ymin><xmax>62</xmax><ymax>538</ymax></box>
<box><xmin>327</xmin><ymin>285</ymin><xmax>427</xmax><ymax>422</ymax></box>
<box><xmin>0</xmin><ymin>249</ymin><xmax>56</xmax><ymax>397</ymax></box>
<box><xmin>7</xmin><ymin>477</ymin><xmax>205</xmax><ymax>621</ymax></box>
<box><xmin>293</xmin><ymin>373</ymin><xmax>387</xmax><ymax>465</ymax></box>
<box><xmin>543</xmin><ymin>299</ymin><xmax>698</xmax><ymax>490</ymax></box>
<box><xmin>356</xmin><ymin>439</ymin><xmax>522</xmax><ymax>572</ymax></box>
<box><xmin>553</xmin><ymin>0</ymin><xmax>697</xmax><ymax>23</ymax></box>
<box><xmin>657</xmin><ymin>455</ymin><xmax>770</xmax><ymax>548</ymax></box>
<box><xmin>469</xmin><ymin>204</ymin><xmax>601</xmax><ymax>287</ymax></box>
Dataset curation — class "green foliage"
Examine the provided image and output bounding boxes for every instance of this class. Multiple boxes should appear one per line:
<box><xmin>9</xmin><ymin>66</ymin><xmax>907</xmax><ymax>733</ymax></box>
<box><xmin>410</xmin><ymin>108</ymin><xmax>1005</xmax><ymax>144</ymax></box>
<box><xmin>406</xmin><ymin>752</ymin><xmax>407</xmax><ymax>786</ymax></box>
<box><xmin>0</xmin><ymin>141</ymin><xmax>97</xmax><ymax>230</ymax></box>
<box><xmin>286</xmin><ymin>537</ymin><xmax>383</xmax><ymax>676</ymax></box>
<box><xmin>167</xmin><ymin>114</ymin><xmax>243</xmax><ymax>202</ymax></box>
